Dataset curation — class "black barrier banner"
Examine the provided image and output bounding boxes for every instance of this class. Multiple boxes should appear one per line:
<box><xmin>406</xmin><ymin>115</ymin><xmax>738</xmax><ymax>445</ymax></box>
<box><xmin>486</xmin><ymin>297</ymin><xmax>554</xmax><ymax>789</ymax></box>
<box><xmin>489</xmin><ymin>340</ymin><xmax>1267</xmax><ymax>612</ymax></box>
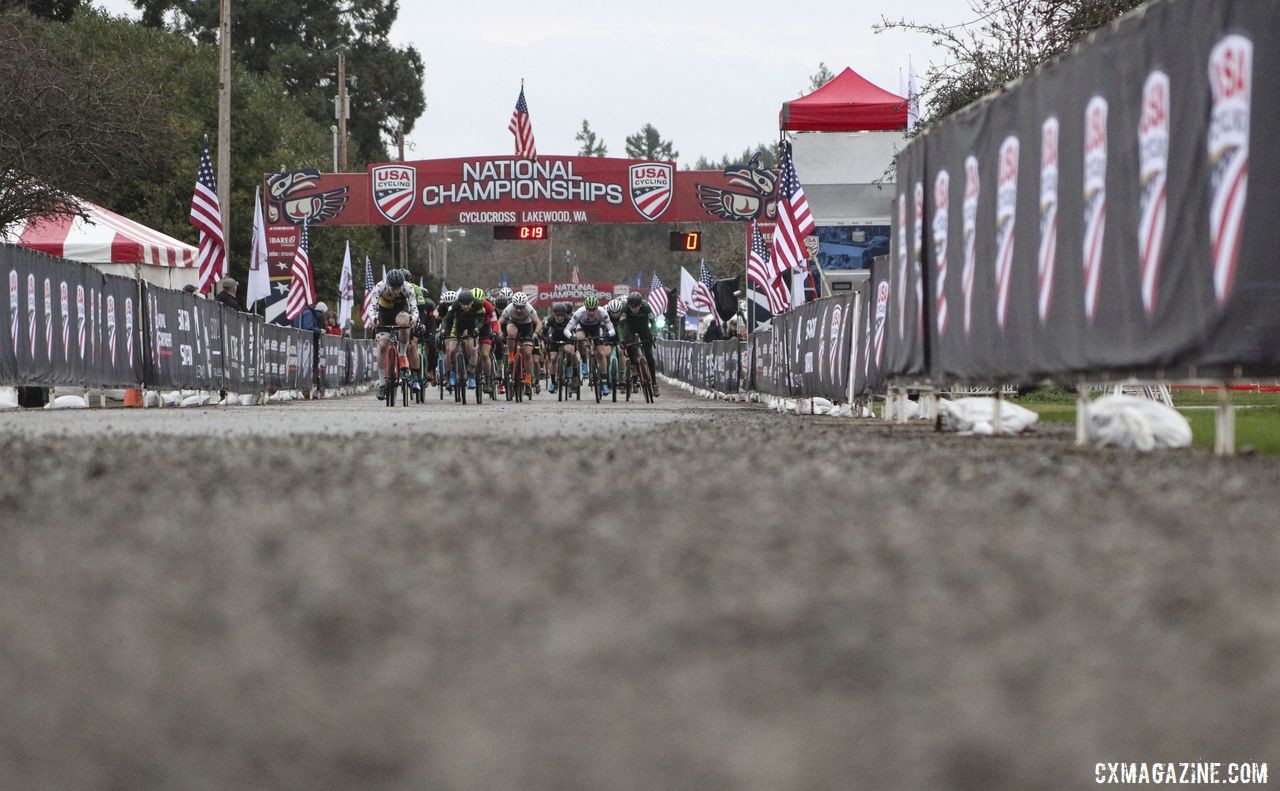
<box><xmin>855</xmin><ymin>256</ymin><xmax>893</xmax><ymax>396</ymax></box>
<box><xmin>751</xmin><ymin>294</ymin><xmax>857</xmax><ymax>401</ymax></box>
<box><xmin>0</xmin><ymin>246</ymin><xmax>144</xmax><ymax>388</ymax></box>
<box><xmin>656</xmin><ymin>339</ymin><xmax>741</xmax><ymax>393</ymax></box>
<box><xmin>319</xmin><ymin>335</ymin><xmax>347</xmax><ymax>389</ymax></box>
<box><xmin>896</xmin><ymin>0</ymin><xmax>1280</xmax><ymax>384</ymax></box>
<box><xmin>145</xmin><ymin>285</ymin><xmax>203</xmax><ymax>389</ymax></box>
<box><xmin>194</xmin><ymin>299</ymin><xmax>222</xmax><ymax>390</ymax></box>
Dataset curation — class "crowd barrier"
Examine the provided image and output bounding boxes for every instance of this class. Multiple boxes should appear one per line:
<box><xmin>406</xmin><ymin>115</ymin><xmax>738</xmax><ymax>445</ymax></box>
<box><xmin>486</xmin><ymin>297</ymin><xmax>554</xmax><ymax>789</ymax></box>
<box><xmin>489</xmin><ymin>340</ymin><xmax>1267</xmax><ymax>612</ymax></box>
<box><xmin>1</xmin><ymin>244</ymin><xmax>377</xmax><ymax>395</ymax></box>
<box><xmin>861</xmin><ymin>0</ymin><xmax>1280</xmax><ymax>394</ymax></box>
<box><xmin>656</xmin><ymin>339</ymin><xmax>742</xmax><ymax>394</ymax></box>
<box><xmin>658</xmin><ymin>292</ymin><xmax>860</xmax><ymax>401</ymax></box>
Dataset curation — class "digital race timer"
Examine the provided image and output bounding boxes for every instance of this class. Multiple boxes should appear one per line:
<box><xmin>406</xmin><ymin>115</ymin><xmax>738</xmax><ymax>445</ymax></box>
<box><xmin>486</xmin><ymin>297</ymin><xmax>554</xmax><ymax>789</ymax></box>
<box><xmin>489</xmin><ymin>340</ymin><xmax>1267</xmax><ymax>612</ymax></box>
<box><xmin>493</xmin><ymin>224</ymin><xmax>548</xmax><ymax>241</ymax></box>
<box><xmin>669</xmin><ymin>231</ymin><xmax>702</xmax><ymax>251</ymax></box>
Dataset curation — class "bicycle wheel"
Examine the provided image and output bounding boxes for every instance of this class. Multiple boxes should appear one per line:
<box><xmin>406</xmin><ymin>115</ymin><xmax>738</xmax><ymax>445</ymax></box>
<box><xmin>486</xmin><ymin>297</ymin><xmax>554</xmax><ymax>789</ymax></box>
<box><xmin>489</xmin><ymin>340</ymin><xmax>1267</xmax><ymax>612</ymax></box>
<box><xmin>513</xmin><ymin>354</ymin><xmax>524</xmax><ymax>403</ymax></box>
<box><xmin>638</xmin><ymin>356</ymin><xmax>654</xmax><ymax>404</ymax></box>
<box><xmin>454</xmin><ymin>348</ymin><xmax>467</xmax><ymax>404</ymax></box>
<box><xmin>401</xmin><ymin>375</ymin><xmax>410</xmax><ymax>406</ymax></box>
<box><xmin>384</xmin><ymin>345</ymin><xmax>397</xmax><ymax>407</ymax></box>
<box><xmin>623</xmin><ymin>354</ymin><xmax>632</xmax><ymax>402</ymax></box>
<box><xmin>609</xmin><ymin>350</ymin><xmax>619</xmax><ymax>403</ymax></box>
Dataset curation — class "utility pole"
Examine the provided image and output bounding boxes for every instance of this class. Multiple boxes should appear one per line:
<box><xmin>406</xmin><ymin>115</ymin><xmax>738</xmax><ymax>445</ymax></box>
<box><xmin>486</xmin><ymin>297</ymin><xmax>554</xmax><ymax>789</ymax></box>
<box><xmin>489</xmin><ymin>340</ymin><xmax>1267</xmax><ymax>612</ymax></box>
<box><xmin>397</xmin><ymin>127</ymin><xmax>407</xmax><ymax>270</ymax></box>
<box><xmin>337</xmin><ymin>50</ymin><xmax>348</xmax><ymax>171</ymax></box>
<box><xmin>217</xmin><ymin>0</ymin><xmax>232</xmax><ymax>247</ymax></box>
<box><xmin>442</xmin><ymin>225</ymin><xmax>450</xmax><ymax>283</ymax></box>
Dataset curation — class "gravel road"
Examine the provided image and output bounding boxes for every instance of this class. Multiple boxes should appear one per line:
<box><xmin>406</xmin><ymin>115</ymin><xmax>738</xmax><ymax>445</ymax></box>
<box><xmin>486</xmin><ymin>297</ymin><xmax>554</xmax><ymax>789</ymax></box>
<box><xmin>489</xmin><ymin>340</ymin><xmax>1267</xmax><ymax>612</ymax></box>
<box><xmin>1</xmin><ymin>390</ymin><xmax>1277</xmax><ymax>790</ymax></box>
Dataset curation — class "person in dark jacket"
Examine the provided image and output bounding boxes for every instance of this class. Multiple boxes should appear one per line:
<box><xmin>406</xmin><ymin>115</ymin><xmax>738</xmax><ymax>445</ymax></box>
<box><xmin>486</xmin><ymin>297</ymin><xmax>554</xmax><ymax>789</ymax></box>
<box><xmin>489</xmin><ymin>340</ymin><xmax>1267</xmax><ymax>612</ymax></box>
<box><xmin>215</xmin><ymin>277</ymin><xmax>244</xmax><ymax>312</ymax></box>
<box><xmin>293</xmin><ymin>302</ymin><xmax>328</xmax><ymax>397</ymax></box>
<box><xmin>702</xmin><ymin>320</ymin><xmax>724</xmax><ymax>342</ymax></box>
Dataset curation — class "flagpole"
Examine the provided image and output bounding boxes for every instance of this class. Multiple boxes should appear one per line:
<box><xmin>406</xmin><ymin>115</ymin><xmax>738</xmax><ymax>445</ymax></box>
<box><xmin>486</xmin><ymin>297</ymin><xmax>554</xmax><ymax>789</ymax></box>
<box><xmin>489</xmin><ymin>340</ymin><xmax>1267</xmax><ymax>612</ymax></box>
<box><xmin>217</xmin><ymin>0</ymin><xmax>231</xmax><ymax>260</ymax></box>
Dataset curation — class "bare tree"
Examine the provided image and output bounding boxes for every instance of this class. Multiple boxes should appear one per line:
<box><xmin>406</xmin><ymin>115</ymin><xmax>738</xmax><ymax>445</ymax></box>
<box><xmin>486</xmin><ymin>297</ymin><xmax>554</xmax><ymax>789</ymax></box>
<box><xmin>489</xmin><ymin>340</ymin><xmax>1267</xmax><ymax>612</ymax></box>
<box><xmin>0</xmin><ymin>12</ymin><xmax>167</xmax><ymax>234</ymax></box>
<box><xmin>876</xmin><ymin>0</ymin><xmax>1144</xmax><ymax>129</ymax></box>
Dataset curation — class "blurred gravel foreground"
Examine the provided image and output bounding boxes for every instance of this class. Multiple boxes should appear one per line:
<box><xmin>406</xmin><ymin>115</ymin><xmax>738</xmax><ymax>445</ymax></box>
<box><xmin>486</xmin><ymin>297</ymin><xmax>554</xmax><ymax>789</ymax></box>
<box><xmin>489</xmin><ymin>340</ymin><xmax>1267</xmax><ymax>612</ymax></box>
<box><xmin>2</xmin><ymin>391</ymin><xmax>1277</xmax><ymax>790</ymax></box>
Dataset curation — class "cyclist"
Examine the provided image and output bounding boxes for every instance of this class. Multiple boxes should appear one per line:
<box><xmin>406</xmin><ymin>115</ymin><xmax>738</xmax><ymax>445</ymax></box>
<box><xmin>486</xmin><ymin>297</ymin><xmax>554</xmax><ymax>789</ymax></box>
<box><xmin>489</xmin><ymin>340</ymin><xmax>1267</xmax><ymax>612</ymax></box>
<box><xmin>564</xmin><ymin>295</ymin><xmax>615</xmax><ymax>396</ymax></box>
<box><xmin>543</xmin><ymin>302</ymin><xmax>572</xmax><ymax>394</ymax></box>
<box><xmin>436</xmin><ymin>290</ymin><xmax>457</xmax><ymax>389</ymax></box>
<box><xmin>616</xmin><ymin>291</ymin><xmax>659</xmax><ymax>397</ymax></box>
<box><xmin>500</xmin><ymin>292</ymin><xmax>543</xmax><ymax>397</ymax></box>
<box><xmin>490</xmin><ymin>288</ymin><xmax>511</xmax><ymax>393</ymax></box>
<box><xmin>441</xmin><ymin>287</ymin><xmax>495</xmax><ymax>390</ymax></box>
<box><xmin>368</xmin><ymin>269</ymin><xmax>419</xmax><ymax>399</ymax></box>
<box><xmin>417</xmin><ymin>297</ymin><xmax>439</xmax><ymax>383</ymax></box>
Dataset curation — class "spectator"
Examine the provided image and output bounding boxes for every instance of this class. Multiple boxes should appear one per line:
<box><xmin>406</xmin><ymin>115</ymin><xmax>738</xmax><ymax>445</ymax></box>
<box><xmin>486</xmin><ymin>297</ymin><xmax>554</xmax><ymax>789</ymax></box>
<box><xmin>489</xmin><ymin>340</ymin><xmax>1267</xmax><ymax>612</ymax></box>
<box><xmin>182</xmin><ymin>284</ymin><xmax>198</xmax><ymax>295</ymax></box>
<box><xmin>293</xmin><ymin>301</ymin><xmax>327</xmax><ymax>338</ymax></box>
<box><xmin>215</xmin><ymin>277</ymin><xmax>244</xmax><ymax>312</ymax></box>
<box><xmin>325</xmin><ymin>312</ymin><xmax>342</xmax><ymax>336</ymax></box>
<box><xmin>703</xmin><ymin>320</ymin><xmax>724</xmax><ymax>343</ymax></box>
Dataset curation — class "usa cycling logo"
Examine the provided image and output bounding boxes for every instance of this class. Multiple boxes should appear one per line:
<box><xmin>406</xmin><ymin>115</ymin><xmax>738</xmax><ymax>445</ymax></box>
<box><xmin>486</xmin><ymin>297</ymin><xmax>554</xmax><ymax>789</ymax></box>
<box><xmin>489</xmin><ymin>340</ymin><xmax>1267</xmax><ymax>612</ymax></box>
<box><xmin>1039</xmin><ymin>118</ymin><xmax>1059</xmax><ymax>324</ymax></box>
<box><xmin>629</xmin><ymin>163</ymin><xmax>672</xmax><ymax>221</ymax></box>
<box><xmin>933</xmin><ymin>170</ymin><xmax>950</xmax><ymax>336</ymax></box>
<box><xmin>962</xmin><ymin>156</ymin><xmax>980</xmax><ymax>334</ymax></box>
<box><xmin>60</xmin><ymin>282</ymin><xmax>69</xmax><ymax>362</ymax></box>
<box><xmin>8</xmin><ymin>271</ymin><xmax>17</xmax><ymax>357</ymax></box>
<box><xmin>76</xmin><ymin>285</ymin><xmax>86</xmax><ymax>361</ymax></box>
<box><xmin>896</xmin><ymin>193</ymin><xmax>907</xmax><ymax>339</ymax></box>
<box><xmin>913</xmin><ymin>182</ymin><xmax>924</xmax><ymax>337</ymax></box>
<box><xmin>996</xmin><ymin>136</ymin><xmax>1019</xmax><ymax>329</ymax></box>
<box><xmin>107</xmin><ymin>296</ymin><xmax>117</xmax><ymax>366</ymax></box>
<box><xmin>874</xmin><ymin>280</ymin><xmax>890</xmax><ymax>368</ymax></box>
<box><xmin>1083</xmin><ymin>96</ymin><xmax>1108</xmax><ymax>322</ymax></box>
<box><xmin>26</xmin><ymin>274</ymin><xmax>35</xmax><ymax>358</ymax></box>
<box><xmin>1208</xmin><ymin>35</ymin><xmax>1251</xmax><ymax>306</ymax></box>
<box><xmin>1139</xmin><ymin>71</ymin><xmax>1170</xmax><ymax>318</ymax></box>
<box><xmin>43</xmin><ymin>278</ymin><xmax>52</xmax><ymax>361</ymax></box>
<box><xmin>372</xmin><ymin>165</ymin><xmax>416</xmax><ymax>223</ymax></box>
<box><xmin>125</xmin><ymin>298</ymin><xmax>134</xmax><ymax>368</ymax></box>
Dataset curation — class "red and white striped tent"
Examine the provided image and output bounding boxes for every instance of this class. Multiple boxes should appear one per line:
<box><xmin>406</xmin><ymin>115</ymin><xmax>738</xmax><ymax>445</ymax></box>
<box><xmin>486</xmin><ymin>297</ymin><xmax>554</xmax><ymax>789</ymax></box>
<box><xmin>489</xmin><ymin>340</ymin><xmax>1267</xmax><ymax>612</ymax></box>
<box><xmin>2</xmin><ymin>198</ymin><xmax>198</xmax><ymax>289</ymax></box>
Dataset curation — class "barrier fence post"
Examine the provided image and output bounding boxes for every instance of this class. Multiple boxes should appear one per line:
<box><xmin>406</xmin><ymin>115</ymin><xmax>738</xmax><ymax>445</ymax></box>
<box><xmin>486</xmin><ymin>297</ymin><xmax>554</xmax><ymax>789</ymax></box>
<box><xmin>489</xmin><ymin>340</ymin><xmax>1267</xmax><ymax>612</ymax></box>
<box><xmin>993</xmin><ymin>387</ymin><xmax>1004</xmax><ymax>435</ymax></box>
<box><xmin>1075</xmin><ymin>385</ymin><xmax>1090</xmax><ymax>446</ymax></box>
<box><xmin>1215</xmin><ymin>384</ymin><xmax>1235</xmax><ymax>456</ymax></box>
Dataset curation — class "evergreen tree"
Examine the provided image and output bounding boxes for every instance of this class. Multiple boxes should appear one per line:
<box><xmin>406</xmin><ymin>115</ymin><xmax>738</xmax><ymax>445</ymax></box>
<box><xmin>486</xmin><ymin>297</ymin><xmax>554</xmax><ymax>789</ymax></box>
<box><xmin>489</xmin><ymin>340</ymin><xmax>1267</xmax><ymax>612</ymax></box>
<box><xmin>807</xmin><ymin>61</ymin><xmax>835</xmax><ymax>93</ymax></box>
<box><xmin>575</xmin><ymin>119</ymin><xmax>608</xmax><ymax>157</ymax></box>
<box><xmin>624</xmin><ymin>124</ymin><xmax>677</xmax><ymax>162</ymax></box>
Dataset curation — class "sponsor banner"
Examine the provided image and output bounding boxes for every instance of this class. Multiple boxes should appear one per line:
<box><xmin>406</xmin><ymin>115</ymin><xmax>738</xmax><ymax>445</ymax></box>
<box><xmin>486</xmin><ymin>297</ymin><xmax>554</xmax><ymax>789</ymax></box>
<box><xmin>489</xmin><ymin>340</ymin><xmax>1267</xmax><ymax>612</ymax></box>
<box><xmin>897</xmin><ymin>0</ymin><xmax>1280</xmax><ymax>384</ymax></box>
<box><xmin>262</xmin><ymin>156</ymin><xmax>780</xmax><ymax>228</ymax></box>
<box><xmin>520</xmin><ymin>281</ymin><xmax>644</xmax><ymax>306</ymax></box>
<box><xmin>751</xmin><ymin>293</ymin><xmax>858</xmax><ymax>401</ymax></box>
<box><xmin>853</xmin><ymin>256</ymin><xmax>891</xmax><ymax>396</ymax></box>
<box><xmin>656</xmin><ymin>339</ymin><xmax>741</xmax><ymax>393</ymax></box>
<box><xmin>319</xmin><ymin>334</ymin><xmax>349</xmax><ymax>390</ymax></box>
<box><xmin>0</xmin><ymin>244</ymin><xmax>376</xmax><ymax>392</ymax></box>
<box><xmin>0</xmin><ymin>246</ymin><xmax>143</xmax><ymax>388</ymax></box>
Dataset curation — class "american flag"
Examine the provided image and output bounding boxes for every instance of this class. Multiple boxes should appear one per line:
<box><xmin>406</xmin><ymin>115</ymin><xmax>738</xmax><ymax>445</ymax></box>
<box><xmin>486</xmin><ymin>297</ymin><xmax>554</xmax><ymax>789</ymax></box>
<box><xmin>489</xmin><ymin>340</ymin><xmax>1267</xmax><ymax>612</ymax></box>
<box><xmin>692</xmin><ymin>260</ymin><xmax>718</xmax><ymax>321</ymax></box>
<box><xmin>747</xmin><ymin>222</ymin><xmax>790</xmax><ymax>314</ymax></box>
<box><xmin>771</xmin><ymin>140</ymin><xmax>814</xmax><ymax>276</ymax></box>
<box><xmin>509</xmin><ymin>85</ymin><xmax>537</xmax><ymax>159</ymax></box>
<box><xmin>284</xmin><ymin>220</ymin><xmax>315</xmax><ymax>320</ymax></box>
<box><xmin>189</xmin><ymin>138</ymin><xmax>226</xmax><ymax>295</ymax></box>
<box><xmin>647</xmin><ymin>272</ymin><xmax>668</xmax><ymax>315</ymax></box>
<box><xmin>571</xmin><ymin>264</ymin><xmax>581</xmax><ymax>284</ymax></box>
<box><xmin>361</xmin><ymin>255</ymin><xmax>374</xmax><ymax>320</ymax></box>
<box><xmin>676</xmin><ymin>296</ymin><xmax>688</xmax><ymax>317</ymax></box>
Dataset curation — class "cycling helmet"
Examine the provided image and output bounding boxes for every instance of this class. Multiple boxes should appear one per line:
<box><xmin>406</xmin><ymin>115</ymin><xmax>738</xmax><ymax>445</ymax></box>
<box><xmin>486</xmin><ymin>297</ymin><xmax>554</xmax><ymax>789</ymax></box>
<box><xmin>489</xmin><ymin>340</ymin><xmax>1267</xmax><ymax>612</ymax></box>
<box><xmin>457</xmin><ymin>290</ymin><xmax>475</xmax><ymax>306</ymax></box>
<box><xmin>552</xmin><ymin>302</ymin><xmax>569</xmax><ymax>316</ymax></box>
<box><xmin>511</xmin><ymin>292</ymin><xmax>529</xmax><ymax>307</ymax></box>
<box><xmin>627</xmin><ymin>292</ymin><xmax>644</xmax><ymax>307</ymax></box>
<box><xmin>493</xmin><ymin>295</ymin><xmax>511</xmax><ymax>310</ymax></box>
<box><xmin>584</xmin><ymin>296</ymin><xmax>599</xmax><ymax>310</ymax></box>
<box><xmin>421</xmin><ymin>299</ymin><xmax>436</xmax><ymax>314</ymax></box>
<box><xmin>498</xmin><ymin>287</ymin><xmax>513</xmax><ymax>300</ymax></box>
<box><xmin>385</xmin><ymin>269</ymin><xmax>405</xmax><ymax>289</ymax></box>
<box><xmin>441</xmin><ymin>290</ymin><xmax>457</xmax><ymax>304</ymax></box>
<box><xmin>607</xmin><ymin>298</ymin><xmax>624</xmax><ymax>313</ymax></box>
<box><xmin>470</xmin><ymin>287</ymin><xmax>486</xmax><ymax>302</ymax></box>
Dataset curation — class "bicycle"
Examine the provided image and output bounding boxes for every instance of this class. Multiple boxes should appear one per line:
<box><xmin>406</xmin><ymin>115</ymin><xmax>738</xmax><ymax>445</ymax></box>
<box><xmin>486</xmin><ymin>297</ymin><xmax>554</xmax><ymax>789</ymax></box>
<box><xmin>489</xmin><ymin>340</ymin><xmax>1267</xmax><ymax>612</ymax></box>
<box><xmin>622</xmin><ymin>339</ymin><xmax>655</xmax><ymax>404</ymax></box>
<box><xmin>607</xmin><ymin>343</ymin><xmax>620</xmax><ymax>403</ymax></box>
<box><xmin>377</xmin><ymin>325</ymin><xmax>411</xmax><ymax>408</ymax></box>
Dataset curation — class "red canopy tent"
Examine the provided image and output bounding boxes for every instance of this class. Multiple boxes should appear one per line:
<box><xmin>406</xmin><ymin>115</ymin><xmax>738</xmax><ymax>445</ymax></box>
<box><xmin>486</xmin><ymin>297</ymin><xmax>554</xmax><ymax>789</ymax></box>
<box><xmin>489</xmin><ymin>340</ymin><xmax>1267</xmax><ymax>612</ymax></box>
<box><xmin>779</xmin><ymin>67</ymin><xmax>908</xmax><ymax>132</ymax></box>
<box><xmin>3</xmin><ymin>198</ymin><xmax>196</xmax><ymax>268</ymax></box>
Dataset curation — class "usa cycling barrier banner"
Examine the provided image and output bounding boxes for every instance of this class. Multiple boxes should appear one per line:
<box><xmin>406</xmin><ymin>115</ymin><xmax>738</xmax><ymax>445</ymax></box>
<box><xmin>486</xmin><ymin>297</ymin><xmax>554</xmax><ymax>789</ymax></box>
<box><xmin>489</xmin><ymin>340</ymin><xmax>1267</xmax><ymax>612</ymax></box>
<box><xmin>854</xmin><ymin>256</ymin><xmax>893</xmax><ymax>397</ymax></box>
<box><xmin>892</xmin><ymin>0</ymin><xmax>1280</xmax><ymax>385</ymax></box>
<box><xmin>220</xmin><ymin>310</ymin><xmax>262</xmax><ymax>394</ymax></box>
<box><xmin>318</xmin><ymin>335</ymin><xmax>348</xmax><ymax>390</ymax></box>
<box><xmin>0</xmin><ymin>245</ymin><xmax>144</xmax><ymax>389</ymax></box>
<box><xmin>751</xmin><ymin>293</ymin><xmax>857</xmax><ymax>402</ymax></box>
<box><xmin>656</xmin><ymin>339</ymin><xmax>742</xmax><ymax>393</ymax></box>
<box><xmin>347</xmin><ymin>338</ymin><xmax>376</xmax><ymax>385</ymax></box>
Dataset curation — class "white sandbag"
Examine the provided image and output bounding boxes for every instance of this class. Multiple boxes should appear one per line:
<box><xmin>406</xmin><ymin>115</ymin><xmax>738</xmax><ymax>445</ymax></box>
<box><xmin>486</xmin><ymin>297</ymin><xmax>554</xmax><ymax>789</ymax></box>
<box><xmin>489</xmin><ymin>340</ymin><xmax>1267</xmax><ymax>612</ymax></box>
<box><xmin>0</xmin><ymin>386</ymin><xmax>18</xmax><ymax>410</ymax></box>
<box><xmin>941</xmin><ymin>397</ymin><xmax>1039</xmax><ymax>434</ymax></box>
<box><xmin>161</xmin><ymin>391</ymin><xmax>180</xmax><ymax>407</ymax></box>
<box><xmin>886</xmin><ymin>398</ymin><xmax>922</xmax><ymax>421</ymax></box>
<box><xmin>180</xmin><ymin>393</ymin><xmax>209</xmax><ymax>408</ymax></box>
<box><xmin>239</xmin><ymin>393</ymin><xmax>258</xmax><ymax>406</ymax></box>
<box><xmin>1086</xmin><ymin>394</ymin><xmax>1192</xmax><ymax>451</ymax></box>
<box><xmin>49</xmin><ymin>394</ymin><xmax>88</xmax><ymax>409</ymax></box>
<box><xmin>144</xmin><ymin>390</ymin><xmax>160</xmax><ymax>408</ymax></box>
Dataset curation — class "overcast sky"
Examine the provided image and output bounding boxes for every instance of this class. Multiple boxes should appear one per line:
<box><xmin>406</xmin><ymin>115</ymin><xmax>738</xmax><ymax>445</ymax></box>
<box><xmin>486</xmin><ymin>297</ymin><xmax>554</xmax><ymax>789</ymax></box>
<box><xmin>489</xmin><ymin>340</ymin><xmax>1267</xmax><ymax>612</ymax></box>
<box><xmin>94</xmin><ymin>0</ymin><xmax>965</xmax><ymax>165</ymax></box>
